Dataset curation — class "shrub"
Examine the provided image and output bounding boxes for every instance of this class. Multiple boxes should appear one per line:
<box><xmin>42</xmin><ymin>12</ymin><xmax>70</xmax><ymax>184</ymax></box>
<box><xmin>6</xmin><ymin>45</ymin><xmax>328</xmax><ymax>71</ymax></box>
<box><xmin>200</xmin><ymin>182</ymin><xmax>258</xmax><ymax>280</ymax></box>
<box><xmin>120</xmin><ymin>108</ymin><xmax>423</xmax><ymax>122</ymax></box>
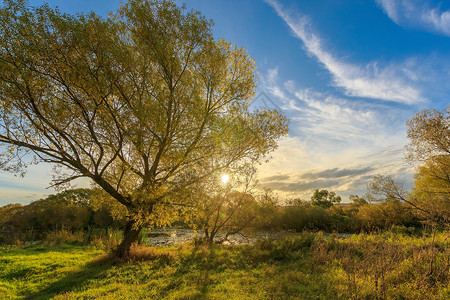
<box><xmin>44</xmin><ymin>229</ymin><xmax>85</xmax><ymax>246</ymax></box>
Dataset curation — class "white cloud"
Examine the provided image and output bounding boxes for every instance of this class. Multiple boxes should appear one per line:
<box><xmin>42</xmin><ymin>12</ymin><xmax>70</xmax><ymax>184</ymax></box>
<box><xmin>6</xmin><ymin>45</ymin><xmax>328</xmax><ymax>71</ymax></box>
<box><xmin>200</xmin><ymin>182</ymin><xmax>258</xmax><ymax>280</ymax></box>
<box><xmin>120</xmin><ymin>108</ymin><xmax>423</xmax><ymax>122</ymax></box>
<box><xmin>0</xmin><ymin>187</ymin><xmax>48</xmax><ymax>206</ymax></box>
<box><xmin>257</xmin><ymin>68</ymin><xmax>413</xmax><ymax>201</ymax></box>
<box><xmin>377</xmin><ymin>0</ymin><xmax>401</xmax><ymax>22</ymax></box>
<box><xmin>0</xmin><ymin>163</ymin><xmax>90</xmax><ymax>206</ymax></box>
<box><xmin>274</xmin><ymin>86</ymin><xmax>407</xmax><ymax>148</ymax></box>
<box><xmin>266</xmin><ymin>67</ymin><xmax>279</xmax><ymax>85</ymax></box>
<box><xmin>259</xmin><ymin>138</ymin><xmax>413</xmax><ymax>200</ymax></box>
<box><xmin>266</xmin><ymin>0</ymin><xmax>425</xmax><ymax>104</ymax></box>
<box><xmin>377</xmin><ymin>0</ymin><xmax>450</xmax><ymax>36</ymax></box>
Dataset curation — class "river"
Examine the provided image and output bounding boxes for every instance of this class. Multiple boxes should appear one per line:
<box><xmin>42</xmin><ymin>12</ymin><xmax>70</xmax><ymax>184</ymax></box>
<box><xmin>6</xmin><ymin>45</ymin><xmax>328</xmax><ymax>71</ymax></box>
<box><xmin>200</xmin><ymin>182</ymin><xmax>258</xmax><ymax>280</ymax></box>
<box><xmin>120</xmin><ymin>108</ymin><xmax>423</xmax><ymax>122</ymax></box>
<box><xmin>145</xmin><ymin>228</ymin><xmax>293</xmax><ymax>246</ymax></box>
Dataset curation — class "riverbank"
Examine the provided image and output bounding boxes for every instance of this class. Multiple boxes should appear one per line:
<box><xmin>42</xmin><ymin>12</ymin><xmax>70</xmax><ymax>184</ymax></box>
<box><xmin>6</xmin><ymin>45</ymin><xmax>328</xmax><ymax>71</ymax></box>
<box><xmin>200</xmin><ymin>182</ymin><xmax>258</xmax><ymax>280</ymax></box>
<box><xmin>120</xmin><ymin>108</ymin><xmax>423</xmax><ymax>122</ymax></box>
<box><xmin>144</xmin><ymin>228</ymin><xmax>298</xmax><ymax>246</ymax></box>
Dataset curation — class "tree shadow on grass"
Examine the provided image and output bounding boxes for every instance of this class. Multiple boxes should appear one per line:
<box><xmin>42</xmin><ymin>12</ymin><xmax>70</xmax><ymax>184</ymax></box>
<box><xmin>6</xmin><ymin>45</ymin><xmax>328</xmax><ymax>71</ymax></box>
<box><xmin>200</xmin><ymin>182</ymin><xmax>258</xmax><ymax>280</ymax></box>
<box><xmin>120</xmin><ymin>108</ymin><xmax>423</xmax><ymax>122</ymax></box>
<box><xmin>24</xmin><ymin>254</ymin><xmax>116</xmax><ymax>300</ymax></box>
<box><xmin>165</xmin><ymin>244</ymin><xmax>254</xmax><ymax>298</ymax></box>
<box><xmin>24</xmin><ymin>245</ymin><xmax>196</xmax><ymax>300</ymax></box>
<box><xmin>174</xmin><ymin>246</ymin><xmax>213</xmax><ymax>298</ymax></box>
<box><xmin>23</xmin><ymin>243</ymin><xmax>337</xmax><ymax>299</ymax></box>
<box><xmin>170</xmin><ymin>243</ymin><xmax>337</xmax><ymax>299</ymax></box>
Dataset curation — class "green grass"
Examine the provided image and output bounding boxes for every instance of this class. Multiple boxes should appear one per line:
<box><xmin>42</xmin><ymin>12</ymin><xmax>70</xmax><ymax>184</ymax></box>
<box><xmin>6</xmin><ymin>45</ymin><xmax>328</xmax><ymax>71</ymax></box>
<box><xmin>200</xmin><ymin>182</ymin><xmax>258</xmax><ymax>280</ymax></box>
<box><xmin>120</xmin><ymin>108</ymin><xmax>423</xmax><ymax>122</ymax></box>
<box><xmin>0</xmin><ymin>232</ymin><xmax>449</xmax><ymax>299</ymax></box>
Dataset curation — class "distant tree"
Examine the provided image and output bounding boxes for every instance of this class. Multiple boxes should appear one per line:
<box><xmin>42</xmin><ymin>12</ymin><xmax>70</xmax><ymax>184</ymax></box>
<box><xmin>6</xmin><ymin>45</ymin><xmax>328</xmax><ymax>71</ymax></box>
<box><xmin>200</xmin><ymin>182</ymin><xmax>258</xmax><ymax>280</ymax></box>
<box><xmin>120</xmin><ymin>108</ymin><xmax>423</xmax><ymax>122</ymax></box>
<box><xmin>0</xmin><ymin>0</ymin><xmax>288</xmax><ymax>257</ymax></box>
<box><xmin>310</xmin><ymin>189</ymin><xmax>341</xmax><ymax>208</ymax></box>
<box><xmin>277</xmin><ymin>204</ymin><xmax>331</xmax><ymax>232</ymax></box>
<box><xmin>406</xmin><ymin>106</ymin><xmax>449</xmax><ymax>165</ymax></box>
<box><xmin>253</xmin><ymin>188</ymin><xmax>279</xmax><ymax>230</ymax></box>
<box><xmin>200</xmin><ymin>191</ymin><xmax>258</xmax><ymax>243</ymax></box>
<box><xmin>0</xmin><ymin>203</ymin><xmax>23</xmax><ymax>229</ymax></box>
<box><xmin>196</xmin><ymin>166</ymin><xmax>259</xmax><ymax>243</ymax></box>
<box><xmin>410</xmin><ymin>158</ymin><xmax>450</xmax><ymax>225</ymax></box>
<box><xmin>45</xmin><ymin>188</ymin><xmax>94</xmax><ymax>207</ymax></box>
<box><xmin>406</xmin><ymin>106</ymin><xmax>449</xmax><ymax>225</ymax></box>
<box><xmin>367</xmin><ymin>175</ymin><xmax>429</xmax><ymax>211</ymax></box>
<box><xmin>12</xmin><ymin>192</ymin><xmax>91</xmax><ymax>231</ymax></box>
<box><xmin>286</xmin><ymin>198</ymin><xmax>310</xmax><ymax>207</ymax></box>
<box><xmin>0</xmin><ymin>189</ymin><xmax>125</xmax><ymax>233</ymax></box>
<box><xmin>369</xmin><ymin>106</ymin><xmax>449</xmax><ymax>226</ymax></box>
<box><xmin>349</xmin><ymin>195</ymin><xmax>368</xmax><ymax>207</ymax></box>
<box><xmin>356</xmin><ymin>200</ymin><xmax>417</xmax><ymax>231</ymax></box>
<box><xmin>367</xmin><ymin>175</ymin><xmax>409</xmax><ymax>203</ymax></box>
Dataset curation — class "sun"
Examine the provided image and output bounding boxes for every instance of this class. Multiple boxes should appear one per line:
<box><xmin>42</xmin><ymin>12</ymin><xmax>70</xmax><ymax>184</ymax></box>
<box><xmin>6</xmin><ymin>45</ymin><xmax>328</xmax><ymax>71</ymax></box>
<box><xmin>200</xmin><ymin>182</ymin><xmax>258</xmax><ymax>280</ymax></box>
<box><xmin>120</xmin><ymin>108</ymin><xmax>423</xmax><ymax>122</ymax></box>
<box><xmin>221</xmin><ymin>174</ymin><xmax>229</xmax><ymax>184</ymax></box>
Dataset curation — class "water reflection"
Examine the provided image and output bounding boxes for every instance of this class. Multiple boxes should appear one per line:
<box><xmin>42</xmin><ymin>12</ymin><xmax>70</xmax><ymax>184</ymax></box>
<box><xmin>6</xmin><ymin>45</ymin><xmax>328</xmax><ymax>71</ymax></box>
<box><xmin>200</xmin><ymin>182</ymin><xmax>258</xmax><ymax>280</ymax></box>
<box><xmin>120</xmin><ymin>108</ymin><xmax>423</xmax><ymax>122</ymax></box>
<box><xmin>145</xmin><ymin>228</ymin><xmax>291</xmax><ymax>246</ymax></box>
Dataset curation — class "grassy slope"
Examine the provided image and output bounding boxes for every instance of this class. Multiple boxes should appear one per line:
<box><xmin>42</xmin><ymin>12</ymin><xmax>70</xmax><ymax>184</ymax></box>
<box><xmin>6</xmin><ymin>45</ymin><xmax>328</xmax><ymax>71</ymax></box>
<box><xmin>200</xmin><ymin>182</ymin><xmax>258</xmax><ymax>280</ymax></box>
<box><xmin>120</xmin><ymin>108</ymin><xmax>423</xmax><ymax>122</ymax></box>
<box><xmin>0</xmin><ymin>232</ymin><xmax>449</xmax><ymax>299</ymax></box>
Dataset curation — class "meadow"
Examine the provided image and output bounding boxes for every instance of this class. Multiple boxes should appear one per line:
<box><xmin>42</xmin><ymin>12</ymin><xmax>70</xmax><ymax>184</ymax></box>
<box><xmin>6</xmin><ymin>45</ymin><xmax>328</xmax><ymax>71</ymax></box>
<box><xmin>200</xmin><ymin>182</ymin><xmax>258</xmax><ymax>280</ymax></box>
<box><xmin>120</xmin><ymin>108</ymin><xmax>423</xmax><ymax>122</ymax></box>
<box><xmin>1</xmin><ymin>231</ymin><xmax>448</xmax><ymax>299</ymax></box>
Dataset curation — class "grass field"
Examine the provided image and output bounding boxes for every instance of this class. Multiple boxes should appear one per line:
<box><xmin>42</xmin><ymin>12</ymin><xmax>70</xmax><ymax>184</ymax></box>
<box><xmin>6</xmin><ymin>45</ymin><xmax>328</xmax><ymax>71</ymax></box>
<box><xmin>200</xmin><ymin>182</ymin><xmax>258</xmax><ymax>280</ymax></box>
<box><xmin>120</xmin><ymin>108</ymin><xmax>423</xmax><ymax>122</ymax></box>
<box><xmin>0</xmin><ymin>232</ymin><xmax>449</xmax><ymax>299</ymax></box>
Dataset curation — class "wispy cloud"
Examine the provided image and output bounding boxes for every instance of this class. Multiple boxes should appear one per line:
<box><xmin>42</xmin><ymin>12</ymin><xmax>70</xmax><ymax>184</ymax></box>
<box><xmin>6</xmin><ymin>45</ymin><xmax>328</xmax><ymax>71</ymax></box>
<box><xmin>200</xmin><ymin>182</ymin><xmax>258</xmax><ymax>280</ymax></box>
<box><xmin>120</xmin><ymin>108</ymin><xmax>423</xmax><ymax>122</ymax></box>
<box><xmin>300</xmin><ymin>167</ymin><xmax>375</xmax><ymax>180</ymax></box>
<box><xmin>377</xmin><ymin>0</ymin><xmax>450</xmax><ymax>36</ymax></box>
<box><xmin>260</xmin><ymin>158</ymin><xmax>413</xmax><ymax>200</ymax></box>
<box><xmin>0</xmin><ymin>186</ymin><xmax>48</xmax><ymax>205</ymax></box>
<box><xmin>0</xmin><ymin>163</ymin><xmax>90</xmax><ymax>206</ymax></box>
<box><xmin>265</xmin><ymin>0</ymin><xmax>425</xmax><ymax>104</ymax></box>
<box><xmin>260</xmin><ymin>71</ymin><xmax>408</xmax><ymax>148</ymax></box>
<box><xmin>257</xmin><ymin>68</ymin><xmax>414</xmax><ymax>200</ymax></box>
<box><xmin>261</xmin><ymin>166</ymin><xmax>376</xmax><ymax>194</ymax></box>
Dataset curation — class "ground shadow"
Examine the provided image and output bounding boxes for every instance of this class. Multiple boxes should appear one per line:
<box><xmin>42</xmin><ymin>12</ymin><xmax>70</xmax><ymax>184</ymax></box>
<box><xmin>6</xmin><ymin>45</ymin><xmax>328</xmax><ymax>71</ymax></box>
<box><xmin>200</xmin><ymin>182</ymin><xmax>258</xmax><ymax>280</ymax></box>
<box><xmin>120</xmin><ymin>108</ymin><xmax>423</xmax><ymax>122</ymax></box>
<box><xmin>24</xmin><ymin>255</ymin><xmax>115</xmax><ymax>300</ymax></box>
<box><xmin>24</xmin><ymin>243</ymin><xmax>337</xmax><ymax>299</ymax></box>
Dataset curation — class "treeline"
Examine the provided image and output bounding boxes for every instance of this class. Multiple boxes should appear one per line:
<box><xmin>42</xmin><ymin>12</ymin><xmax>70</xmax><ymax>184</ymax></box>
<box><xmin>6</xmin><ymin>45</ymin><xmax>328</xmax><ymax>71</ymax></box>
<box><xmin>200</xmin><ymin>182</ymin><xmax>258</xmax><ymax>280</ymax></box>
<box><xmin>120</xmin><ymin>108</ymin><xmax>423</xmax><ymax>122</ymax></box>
<box><xmin>0</xmin><ymin>186</ymin><xmax>427</xmax><ymax>246</ymax></box>
<box><xmin>269</xmin><ymin>196</ymin><xmax>420</xmax><ymax>233</ymax></box>
<box><xmin>0</xmin><ymin>189</ymin><xmax>125</xmax><ymax>243</ymax></box>
<box><xmin>195</xmin><ymin>186</ymin><xmax>428</xmax><ymax>243</ymax></box>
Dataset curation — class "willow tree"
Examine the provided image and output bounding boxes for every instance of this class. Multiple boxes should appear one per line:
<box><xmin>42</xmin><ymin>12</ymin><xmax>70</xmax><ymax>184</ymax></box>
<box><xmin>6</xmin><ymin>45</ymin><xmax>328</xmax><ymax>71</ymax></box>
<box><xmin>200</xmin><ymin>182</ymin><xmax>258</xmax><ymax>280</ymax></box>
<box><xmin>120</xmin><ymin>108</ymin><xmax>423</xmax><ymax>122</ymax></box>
<box><xmin>368</xmin><ymin>106</ymin><xmax>449</xmax><ymax>226</ymax></box>
<box><xmin>407</xmin><ymin>106</ymin><xmax>450</xmax><ymax>225</ymax></box>
<box><xmin>0</xmin><ymin>0</ymin><xmax>288</xmax><ymax>257</ymax></box>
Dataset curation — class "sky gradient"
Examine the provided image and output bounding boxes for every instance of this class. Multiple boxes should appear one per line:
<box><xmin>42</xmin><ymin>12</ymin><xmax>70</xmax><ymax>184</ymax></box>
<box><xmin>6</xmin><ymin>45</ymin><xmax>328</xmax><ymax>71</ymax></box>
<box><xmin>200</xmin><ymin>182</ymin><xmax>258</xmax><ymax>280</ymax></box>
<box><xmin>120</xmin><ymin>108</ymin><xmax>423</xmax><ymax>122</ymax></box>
<box><xmin>1</xmin><ymin>0</ymin><xmax>449</xmax><ymax>205</ymax></box>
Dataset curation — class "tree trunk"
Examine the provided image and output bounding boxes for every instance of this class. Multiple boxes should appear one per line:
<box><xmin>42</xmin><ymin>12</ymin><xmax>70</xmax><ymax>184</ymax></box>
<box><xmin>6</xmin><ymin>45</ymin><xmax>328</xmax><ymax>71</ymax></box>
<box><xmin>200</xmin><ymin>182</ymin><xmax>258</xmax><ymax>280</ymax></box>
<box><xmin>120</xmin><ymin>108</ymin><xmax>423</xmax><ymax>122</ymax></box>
<box><xmin>115</xmin><ymin>219</ymin><xmax>143</xmax><ymax>259</ymax></box>
<box><xmin>208</xmin><ymin>228</ymin><xmax>216</xmax><ymax>244</ymax></box>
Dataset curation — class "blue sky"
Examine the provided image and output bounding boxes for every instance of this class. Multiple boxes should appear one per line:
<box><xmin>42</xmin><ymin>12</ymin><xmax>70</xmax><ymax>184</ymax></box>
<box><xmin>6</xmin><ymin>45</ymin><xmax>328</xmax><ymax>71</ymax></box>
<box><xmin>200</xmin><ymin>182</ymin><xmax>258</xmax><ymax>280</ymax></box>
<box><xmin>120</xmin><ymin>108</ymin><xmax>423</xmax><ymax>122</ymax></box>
<box><xmin>1</xmin><ymin>0</ymin><xmax>449</xmax><ymax>205</ymax></box>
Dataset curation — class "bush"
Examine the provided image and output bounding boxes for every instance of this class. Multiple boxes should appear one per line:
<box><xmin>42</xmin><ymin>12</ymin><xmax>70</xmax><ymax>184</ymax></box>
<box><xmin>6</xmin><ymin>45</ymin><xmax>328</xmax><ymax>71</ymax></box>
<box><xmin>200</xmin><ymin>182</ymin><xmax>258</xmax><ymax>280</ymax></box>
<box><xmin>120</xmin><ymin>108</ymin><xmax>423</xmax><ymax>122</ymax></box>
<box><xmin>275</xmin><ymin>205</ymin><xmax>334</xmax><ymax>232</ymax></box>
<box><xmin>255</xmin><ymin>232</ymin><xmax>316</xmax><ymax>261</ymax></box>
<box><xmin>44</xmin><ymin>229</ymin><xmax>85</xmax><ymax>246</ymax></box>
<box><xmin>356</xmin><ymin>200</ymin><xmax>420</xmax><ymax>231</ymax></box>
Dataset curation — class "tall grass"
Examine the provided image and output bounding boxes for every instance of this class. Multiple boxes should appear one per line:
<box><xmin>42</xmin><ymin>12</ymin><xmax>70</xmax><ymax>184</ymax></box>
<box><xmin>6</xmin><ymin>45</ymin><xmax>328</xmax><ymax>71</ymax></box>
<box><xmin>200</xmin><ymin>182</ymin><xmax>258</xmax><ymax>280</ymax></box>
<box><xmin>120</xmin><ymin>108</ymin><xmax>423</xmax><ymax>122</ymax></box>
<box><xmin>312</xmin><ymin>231</ymin><xmax>450</xmax><ymax>299</ymax></box>
<box><xmin>0</xmin><ymin>227</ymin><xmax>125</xmax><ymax>250</ymax></box>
